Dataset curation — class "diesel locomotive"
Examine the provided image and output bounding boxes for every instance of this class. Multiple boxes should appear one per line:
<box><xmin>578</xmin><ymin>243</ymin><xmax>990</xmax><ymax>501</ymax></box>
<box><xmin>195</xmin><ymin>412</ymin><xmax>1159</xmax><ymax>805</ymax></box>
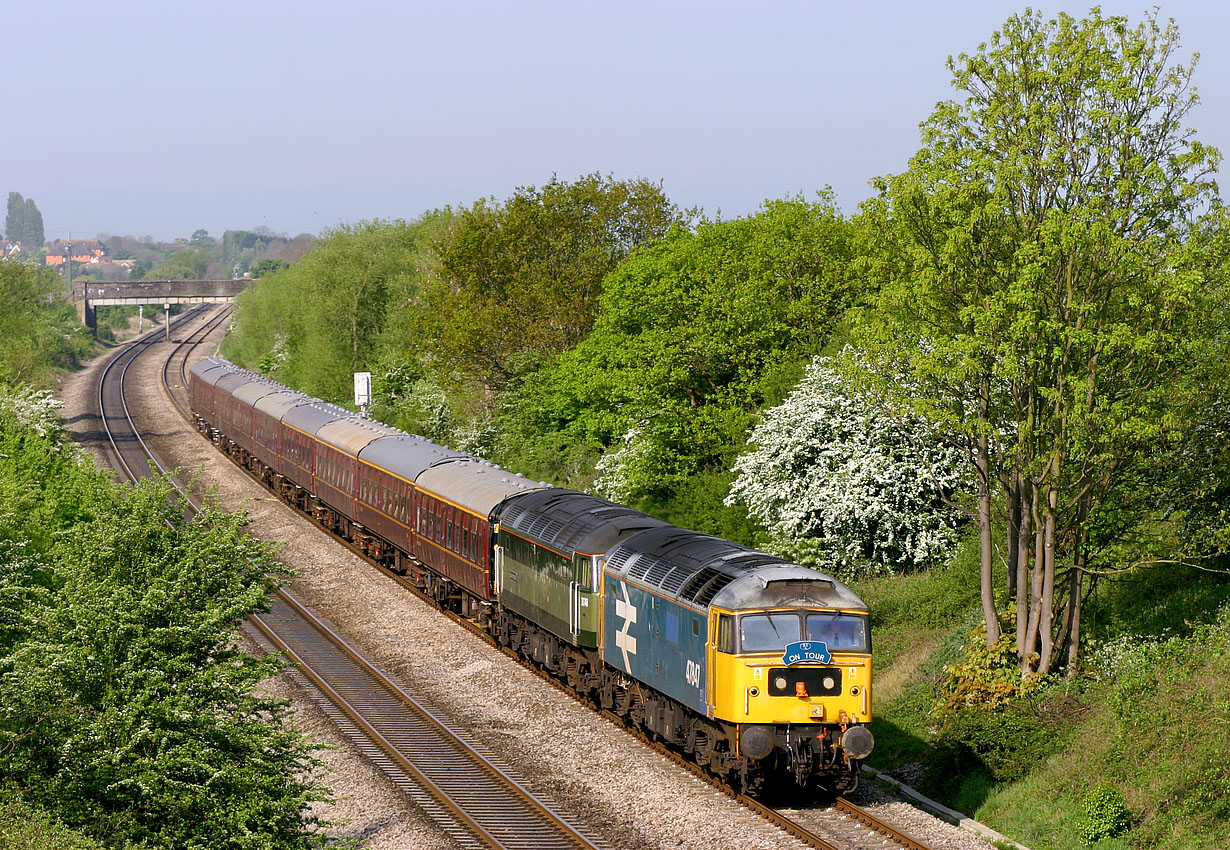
<box><xmin>189</xmin><ymin>356</ymin><xmax>875</xmax><ymax>794</ymax></box>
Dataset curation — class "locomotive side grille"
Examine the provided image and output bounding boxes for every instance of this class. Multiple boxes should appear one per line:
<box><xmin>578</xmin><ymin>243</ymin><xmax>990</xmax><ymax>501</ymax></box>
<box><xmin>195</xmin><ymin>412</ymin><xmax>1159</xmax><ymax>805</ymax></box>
<box><xmin>658</xmin><ymin>566</ymin><xmax>690</xmax><ymax>594</ymax></box>
<box><xmin>678</xmin><ymin>567</ymin><xmax>739</xmax><ymax>606</ymax></box>
<box><xmin>627</xmin><ymin>552</ymin><xmax>655</xmax><ymax>581</ymax></box>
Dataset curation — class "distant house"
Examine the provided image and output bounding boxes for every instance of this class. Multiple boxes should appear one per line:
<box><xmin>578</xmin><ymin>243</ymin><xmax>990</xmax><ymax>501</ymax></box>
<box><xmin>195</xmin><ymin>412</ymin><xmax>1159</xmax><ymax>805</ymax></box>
<box><xmin>0</xmin><ymin>239</ymin><xmax>29</xmax><ymax>259</ymax></box>
<box><xmin>45</xmin><ymin>239</ymin><xmax>109</xmax><ymax>267</ymax></box>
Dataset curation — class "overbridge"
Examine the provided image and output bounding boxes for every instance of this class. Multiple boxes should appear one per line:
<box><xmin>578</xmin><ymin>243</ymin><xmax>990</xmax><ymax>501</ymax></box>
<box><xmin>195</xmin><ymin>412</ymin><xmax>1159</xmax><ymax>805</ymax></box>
<box><xmin>72</xmin><ymin>279</ymin><xmax>253</xmax><ymax>333</ymax></box>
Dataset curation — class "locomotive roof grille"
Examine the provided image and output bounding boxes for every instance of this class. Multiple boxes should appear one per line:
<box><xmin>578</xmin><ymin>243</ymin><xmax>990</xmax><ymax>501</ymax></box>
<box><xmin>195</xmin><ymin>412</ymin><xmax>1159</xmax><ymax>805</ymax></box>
<box><xmin>497</xmin><ymin>490</ymin><xmax>667</xmax><ymax>556</ymax></box>
<box><xmin>678</xmin><ymin>566</ymin><xmax>740</xmax><ymax>606</ymax></box>
<box><xmin>606</xmin><ymin>526</ymin><xmax>821</xmax><ymax>610</ymax></box>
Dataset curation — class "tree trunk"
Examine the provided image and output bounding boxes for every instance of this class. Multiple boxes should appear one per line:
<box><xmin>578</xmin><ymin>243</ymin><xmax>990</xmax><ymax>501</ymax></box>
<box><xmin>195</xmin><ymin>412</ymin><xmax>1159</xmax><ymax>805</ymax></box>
<box><xmin>1023</xmin><ymin>484</ymin><xmax>1046</xmax><ymax>674</ymax></box>
<box><xmin>977</xmin><ymin>430</ymin><xmax>1000</xmax><ymax>646</ymax></box>
<box><xmin>1007</xmin><ymin>470</ymin><xmax>1020</xmax><ymax>597</ymax></box>
<box><xmin>1015</xmin><ymin>473</ymin><xmax>1033</xmax><ymax>660</ymax></box>
<box><xmin>1064</xmin><ymin>512</ymin><xmax>1090</xmax><ymax>671</ymax></box>
<box><xmin>1038</xmin><ymin>481</ymin><xmax>1058</xmax><ymax>671</ymax></box>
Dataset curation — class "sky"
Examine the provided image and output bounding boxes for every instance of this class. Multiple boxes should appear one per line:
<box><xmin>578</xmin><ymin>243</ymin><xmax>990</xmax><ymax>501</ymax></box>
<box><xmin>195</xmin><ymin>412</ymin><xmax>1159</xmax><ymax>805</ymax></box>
<box><xmin>4</xmin><ymin>1</ymin><xmax>1228</xmax><ymax>243</ymax></box>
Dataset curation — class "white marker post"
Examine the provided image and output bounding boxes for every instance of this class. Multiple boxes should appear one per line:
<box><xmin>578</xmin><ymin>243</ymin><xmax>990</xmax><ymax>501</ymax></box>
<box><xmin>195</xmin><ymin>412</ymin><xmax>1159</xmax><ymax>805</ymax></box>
<box><xmin>354</xmin><ymin>371</ymin><xmax>372</xmax><ymax>418</ymax></box>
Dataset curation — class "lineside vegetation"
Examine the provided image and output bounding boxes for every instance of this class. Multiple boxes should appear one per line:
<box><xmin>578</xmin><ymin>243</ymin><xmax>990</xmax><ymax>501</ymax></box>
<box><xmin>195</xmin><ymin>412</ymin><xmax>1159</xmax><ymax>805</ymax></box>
<box><xmin>212</xmin><ymin>9</ymin><xmax>1230</xmax><ymax>848</ymax></box>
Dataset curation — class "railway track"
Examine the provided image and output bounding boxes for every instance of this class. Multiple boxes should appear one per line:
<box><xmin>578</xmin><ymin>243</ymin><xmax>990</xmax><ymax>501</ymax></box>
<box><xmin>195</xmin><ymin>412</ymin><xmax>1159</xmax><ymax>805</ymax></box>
<box><xmin>83</xmin><ymin>306</ymin><xmax>954</xmax><ymax>850</ymax></box>
<box><xmin>91</xmin><ymin>307</ymin><xmax>606</xmax><ymax>850</ymax></box>
<box><xmin>159</xmin><ymin>308</ymin><xmax>943</xmax><ymax>850</ymax></box>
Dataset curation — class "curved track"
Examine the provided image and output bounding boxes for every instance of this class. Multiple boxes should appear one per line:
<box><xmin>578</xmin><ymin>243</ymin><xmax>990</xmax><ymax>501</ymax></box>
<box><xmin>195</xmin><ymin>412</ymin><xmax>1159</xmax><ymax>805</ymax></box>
<box><xmin>91</xmin><ymin>307</ymin><xmax>943</xmax><ymax>850</ymax></box>
<box><xmin>160</xmin><ymin>310</ymin><xmax>942</xmax><ymax>850</ymax></box>
<box><xmin>91</xmin><ymin>308</ymin><xmax>606</xmax><ymax>850</ymax></box>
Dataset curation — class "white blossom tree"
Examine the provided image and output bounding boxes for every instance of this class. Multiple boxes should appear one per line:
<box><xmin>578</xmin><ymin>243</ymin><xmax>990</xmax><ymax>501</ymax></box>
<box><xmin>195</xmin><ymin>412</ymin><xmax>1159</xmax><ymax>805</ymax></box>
<box><xmin>727</xmin><ymin>355</ymin><xmax>967</xmax><ymax>577</ymax></box>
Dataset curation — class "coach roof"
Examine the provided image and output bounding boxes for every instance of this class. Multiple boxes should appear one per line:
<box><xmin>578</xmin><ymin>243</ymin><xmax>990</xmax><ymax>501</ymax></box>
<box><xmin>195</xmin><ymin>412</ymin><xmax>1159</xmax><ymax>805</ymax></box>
<box><xmin>358</xmin><ymin>434</ymin><xmax>469</xmax><ymax>483</ymax></box>
<box><xmin>416</xmin><ymin>458</ymin><xmax>550</xmax><ymax>517</ymax></box>
<box><xmin>497</xmin><ymin>489</ymin><xmax>669</xmax><ymax>558</ymax></box>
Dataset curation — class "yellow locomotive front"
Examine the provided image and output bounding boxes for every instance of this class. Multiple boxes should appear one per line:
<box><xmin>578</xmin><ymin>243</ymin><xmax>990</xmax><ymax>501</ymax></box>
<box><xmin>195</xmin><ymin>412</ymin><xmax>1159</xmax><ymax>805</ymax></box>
<box><xmin>706</xmin><ymin>571</ymin><xmax>875</xmax><ymax>792</ymax></box>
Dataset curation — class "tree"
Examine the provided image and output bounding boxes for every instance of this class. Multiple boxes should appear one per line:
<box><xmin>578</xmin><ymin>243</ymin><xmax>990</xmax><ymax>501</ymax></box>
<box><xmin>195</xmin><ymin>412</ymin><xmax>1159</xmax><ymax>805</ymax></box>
<box><xmin>0</xmin><ymin>264</ymin><xmax>91</xmax><ymax>383</ymax></box>
<box><xmin>189</xmin><ymin>228</ymin><xmax>215</xmax><ymax>247</ymax></box>
<box><xmin>411</xmin><ymin>173</ymin><xmax>686</xmax><ymax>405</ymax></box>
<box><xmin>144</xmin><ymin>247</ymin><xmax>211</xmax><ymax>280</ymax></box>
<box><xmin>501</xmin><ymin>195</ymin><xmax>858</xmax><ymax>536</ymax></box>
<box><xmin>727</xmin><ymin>353</ymin><xmax>966</xmax><ymax>577</ymax></box>
<box><xmin>4</xmin><ymin>193</ymin><xmax>44</xmax><ymax>246</ymax></box>
<box><xmin>225</xmin><ymin>219</ymin><xmax>424</xmax><ymax>402</ymax></box>
<box><xmin>250</xmin><ymin>257</ymin><xmax>290</xmax><ymax>277</ymax></box>
<box><xmin>854</xmin><ymin>9</ymin><xmax>1222</xmax><ymax>672</ymax></box>
<box><xmin>0</xmin><ymin>475</ymin><xmax>329</xmax><ymax>849</ymax></box>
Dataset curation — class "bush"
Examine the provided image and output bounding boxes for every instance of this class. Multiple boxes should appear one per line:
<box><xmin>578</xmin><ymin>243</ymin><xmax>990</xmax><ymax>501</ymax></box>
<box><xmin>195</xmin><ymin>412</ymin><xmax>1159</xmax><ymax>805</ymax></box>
<box><xmin>727</xmin><ymin>352</ymin><xmax>966</xmax><ymax>578</ymax></box>
<box><xmin>1080</xmin><ymin>785</ymin><xmax>1132</xmax><ymax>844</ymax></box>
<box><xmin>0</xmin><ymin>793</ymin><xmax>106</xmax><ymax>850</ymax></box>
<box><xmin>937</xmin><ymin>614</ymin><xmax>1046</xmax><ymax>713</ymax></box>
<box><xmin>928</xmin><ymin>701</ymin><xmax>1057</xmax><ymax>785</ymax></box>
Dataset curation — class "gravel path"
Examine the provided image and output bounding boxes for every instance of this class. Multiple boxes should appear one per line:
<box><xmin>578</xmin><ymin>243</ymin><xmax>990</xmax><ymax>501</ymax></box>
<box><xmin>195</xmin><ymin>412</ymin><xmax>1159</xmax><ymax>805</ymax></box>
<box><xmin>57</xmin><ymin>317</ymin><xmax>1000</xmax><ymax>850</ymax></box>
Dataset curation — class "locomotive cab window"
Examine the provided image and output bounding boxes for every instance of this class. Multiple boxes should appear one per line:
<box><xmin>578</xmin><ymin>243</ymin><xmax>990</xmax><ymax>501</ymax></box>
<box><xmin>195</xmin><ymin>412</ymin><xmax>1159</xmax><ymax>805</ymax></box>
<box><xmin>739</xmin><ymin>613</ymin><xmax>801</xmax><ymax>652</ymax></box>
<box><xmin>717</xmin><ymin>614</ymin><xmax>735</xmax><ymax>654</ymax></box>
<box><xmin>735</xmin><ymin>611</ymin><xmax>871</xmax><ymax>654</ymax></box>
<box><xmin>806</xmin><ymin>613</ymin><xmax>870</xmax><ymax>653</ymax></box>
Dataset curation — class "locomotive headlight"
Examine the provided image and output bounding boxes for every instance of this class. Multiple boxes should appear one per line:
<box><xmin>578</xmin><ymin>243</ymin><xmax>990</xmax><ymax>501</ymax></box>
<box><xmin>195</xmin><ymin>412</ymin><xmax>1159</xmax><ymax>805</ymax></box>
<box><xmin>774</xmin><ymin>676</ymin><xmax>789</xmax><ymax>690</ymax></box>
<box><xmin>822</xmin><ymin>676</ymin><xmax>836</xmax><ymax>690</ymax></box>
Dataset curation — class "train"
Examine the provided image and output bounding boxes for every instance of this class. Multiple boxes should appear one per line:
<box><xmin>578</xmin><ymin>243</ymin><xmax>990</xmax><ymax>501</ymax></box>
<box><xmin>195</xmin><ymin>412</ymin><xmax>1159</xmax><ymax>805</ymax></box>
<box><xmin>189</xmin><ymin>356</ymin><xmax>875</xmax><ymax>795</ymax></box>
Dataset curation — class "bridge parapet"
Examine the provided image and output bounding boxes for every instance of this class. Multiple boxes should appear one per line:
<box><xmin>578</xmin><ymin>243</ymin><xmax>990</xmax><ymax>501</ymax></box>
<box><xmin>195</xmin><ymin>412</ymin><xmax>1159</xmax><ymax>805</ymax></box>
<box><xmin>72</xmin><ymin>279</ymin><xmax>253</xmax><ymax>328</ymax></box>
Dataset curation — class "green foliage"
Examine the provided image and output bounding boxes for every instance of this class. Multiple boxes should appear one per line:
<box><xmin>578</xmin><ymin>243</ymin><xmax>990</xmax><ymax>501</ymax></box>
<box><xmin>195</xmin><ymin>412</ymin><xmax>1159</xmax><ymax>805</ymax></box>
<box><xmin>927</xmin><ymin>700</ymin><xmax>1060</xmax><ymax>787</ymax></box>
<box><xmin>0</xmin><ymin>793</ymin><xmax>107</xmax><ymax>850</ymax></box>
<box><xmin>1082</xmin><ymin>562</ymin><xmax>1230</xmax><ymax>646</ymax></box>
<box><xmin>411</xmin><ymin>174</ymin><xmax>685</xmax><ymax>407</ymax></box>
<box><xmin>499</xmin><ymin>195</ymin><xmax>858</xmax><ymax>532</ymax></box>
<box><xmin>0</xmin><ymin>265</ymin><xmax>93</xmax><ymax>384</ymax></box>
<box><xmin>144</xmin><ymin>246</ymin><xmax>212</xmax><ymax>280</ymax></box>
<box><xmin>189</xmin><ymin>228</ymin><xmax>215</xmax><ymax>247</ymax></box>
<box><xmin>226</xmin><ymin>218</ymin><xmax>424</xmax><ymax>403</ymax></box>
<box><xmin>856</xmin><ymin>536</ymin><xmax>983</xmax><ymax>631</ymax></box>
<box><xmin>0</xmin><ymin>406</ymin><xmax>329</xmax><ymax>849</ymax></box>
<box><xmin>632</xmin><ymin>469</ymin><xmax>762</xmax><ymax>542</ymax></box>
<box><xmin>1080</xmin><ymin>786</ymin><xmax>1132</xmax><ymax>844</ymax></box>
<box><xmin>0</xmin><ymin>388</ymin><xmax>101</xmax><ymax>554</ymax></box>
<box><xmin>938</xmin><ymin>618</ymin><xmax>1046</xmax><ymax>713</ymax></box>
<box><xmin>251</xmin><ymin>257</ymin><xmax>291</xmax><ymax>277</ymax></box>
